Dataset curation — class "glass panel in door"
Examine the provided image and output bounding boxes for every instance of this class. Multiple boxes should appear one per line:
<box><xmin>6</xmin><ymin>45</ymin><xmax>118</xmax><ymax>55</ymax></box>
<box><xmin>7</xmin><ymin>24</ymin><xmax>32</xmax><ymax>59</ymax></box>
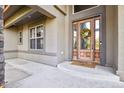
<box><xmin>94</xmin><ymin>19</ymin><xmax>100</xmax><ymax>62</ymax></box>
<box><xmin>78</xmin><ymin>21</ymin><xmax>92</xmax><ymax>60</ymax></box>
<box><xmin>72</xmin><ymin>23</ymin><xmax>78</xmax><ymax>60</ymax></box>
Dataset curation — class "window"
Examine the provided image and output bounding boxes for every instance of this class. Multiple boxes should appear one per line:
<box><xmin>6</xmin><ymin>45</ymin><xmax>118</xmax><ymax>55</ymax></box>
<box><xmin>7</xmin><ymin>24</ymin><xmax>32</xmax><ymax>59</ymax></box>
<box><xmin>18</xmin><ymin>31</ymin><xmax>23</xmax><ymax>44</ymax></box>
<box><xmin>73</xmin><ymin>5</ymin><xmax>97</xmax><ymax>13</ymax></box>
<box><xmin>29</xmin><ymin>25</ymin><xmax>44</xmax><ymax>50</ymax></box>
<box><xmin>95</xmin><ymin>19</ymin><xmax>100</xmax><ymax>50</ymax></box>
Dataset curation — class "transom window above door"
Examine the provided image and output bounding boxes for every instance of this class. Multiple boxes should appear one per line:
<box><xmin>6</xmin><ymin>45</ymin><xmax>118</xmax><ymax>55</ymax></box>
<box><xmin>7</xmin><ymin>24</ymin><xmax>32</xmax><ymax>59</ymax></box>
<box><xmin>73</xmin><ymin>5</ymin><xmax>98</xmax><ymax>13</ymax></box>
<box><xmin>29</xmin><ymin>25</ymin><xmax>44</xmax><ymax>50</ymax></box>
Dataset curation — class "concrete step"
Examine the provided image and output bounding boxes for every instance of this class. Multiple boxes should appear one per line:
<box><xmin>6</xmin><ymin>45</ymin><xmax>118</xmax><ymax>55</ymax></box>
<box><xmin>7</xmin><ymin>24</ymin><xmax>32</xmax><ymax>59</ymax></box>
<box><xmin>58</xmin><ymin>62</ymin><xmax>120</xmax><ymax>82</ymax></box>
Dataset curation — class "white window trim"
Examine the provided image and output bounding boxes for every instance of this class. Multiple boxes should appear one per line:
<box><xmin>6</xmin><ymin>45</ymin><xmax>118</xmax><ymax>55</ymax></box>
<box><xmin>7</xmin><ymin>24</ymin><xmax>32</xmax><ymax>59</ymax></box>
<box><xmin>29</xmin><ymin>24</ymin><xmax>45</xmax><ymax>51</ymax></box>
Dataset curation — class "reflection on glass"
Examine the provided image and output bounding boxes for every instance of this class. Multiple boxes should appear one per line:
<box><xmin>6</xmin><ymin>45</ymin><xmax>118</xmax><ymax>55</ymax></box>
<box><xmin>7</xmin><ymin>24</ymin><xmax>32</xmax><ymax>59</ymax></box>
<box><xmin>30</xmin><ymin>28</ymin><xmax>35</xmax><ymax>38</ymax></box>
<box><xmin>95</xmin><ymin>20</ymin><xmax>99</xmax><ymax>29</ymax></box>
<box><xmin>37</xmin><ymin>26</ymin><xmax>44</xmax><ymax>37</ymax></box>
<box><xmin>37</xmin><ymin>38</ymin><xmax>43</xmax><ymax>49</ymax></box>
<box><xmin>95</xmin><ymin>20</ymin><xmax>100</xmax><ymax>49</ymax></box>
<box><xmin>30</xmin><ymin>39</ymin><xmax>35</xmax><ymax>49</ymax></box>
<box><xmin>73</xmin><ymin>23</ymin><xmax>78</xmax><ymax>49</ymax></box>
<box><xmin>80</xmin><ymin>22</ymin><xmax>91</xmax><ymax>49</ymax></box>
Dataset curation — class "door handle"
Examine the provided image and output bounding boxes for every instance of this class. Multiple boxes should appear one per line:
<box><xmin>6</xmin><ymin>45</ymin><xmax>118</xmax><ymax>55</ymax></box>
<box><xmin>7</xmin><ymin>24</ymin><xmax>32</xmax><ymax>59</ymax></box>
<box><xmin>100</xmin><ymin>41</ymin><xmax>102</xmax><ymax>45</ymax></box>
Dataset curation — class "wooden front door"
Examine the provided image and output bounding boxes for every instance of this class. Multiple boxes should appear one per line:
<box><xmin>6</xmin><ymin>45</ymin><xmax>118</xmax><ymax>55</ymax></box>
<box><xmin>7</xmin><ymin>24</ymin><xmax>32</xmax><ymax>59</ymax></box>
<box><xmin>73</xmin><ymin>17</ymin><xmax>100</xmax><ymax>63</ymax></box>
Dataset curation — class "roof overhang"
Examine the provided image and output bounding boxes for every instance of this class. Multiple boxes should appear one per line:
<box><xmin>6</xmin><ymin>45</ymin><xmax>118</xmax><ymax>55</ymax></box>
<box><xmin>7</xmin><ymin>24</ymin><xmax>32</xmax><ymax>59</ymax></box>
<box><xmin>4</xmin><ymin>6</ymin><xmax>34</xmax><ymax>28</ymax></box>
<box><xmin>28</xmin><ymin>5</ymin><xmax>56</xmax><ymax>18</ymax></box>
<box><xmin>4</xmin><ymin>5</ymin><xmax>56</xmax><ymax>28</ymax></box>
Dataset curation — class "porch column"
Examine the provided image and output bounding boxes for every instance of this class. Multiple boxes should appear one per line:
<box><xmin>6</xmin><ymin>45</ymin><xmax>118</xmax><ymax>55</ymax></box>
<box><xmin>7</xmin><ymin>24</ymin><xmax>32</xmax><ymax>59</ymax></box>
<box><xmin>117</xmin><ymin>5</ymin><xmax>124</xmax><ymax>81</ymax></box>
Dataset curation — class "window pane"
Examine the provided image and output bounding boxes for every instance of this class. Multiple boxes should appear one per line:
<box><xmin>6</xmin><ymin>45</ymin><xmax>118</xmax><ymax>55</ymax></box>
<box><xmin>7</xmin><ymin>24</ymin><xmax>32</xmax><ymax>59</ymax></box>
<box><xmin>19</xmin><ymin>32</ymin><xmax>22</xmax><ymax>37</ymax></box>
<box><xmin>30</xmin><ymin>39</ymin><xmax>35</xmax><ymax>49</ymax></box>
<box><xmin>73</xmin><ymin>23</ymin><xmax>78</xmax><ymax>49</ymax></box>
<box><xmin>95</xmin><ymin>20</ymin><xmax>99</xmax><ymax>29</ymax></box>
<box><xmin>37</xmin><ymin>38</ymin><xmax>43</xmax><ymax>49</ymax></box>
<box><xmin>80</xmin><ymin>22</ymin><xmax>91</xmax><ymax>49</ymax></box>
<box><xmin>18</xmin><ymin>31</ymin><xmax>23</xmax><ymax>44</ymax></box>
<box><xmin>30</xmin><ymin>28</ymin><xmax>35</xmax><ymax>38</ymax></box>
<box><xmin>37</xmin><ymin>26</ymin><xmax>44</xmax><ymax>37</ymax></box>
<box><xmin>37</xmin><ymin>26</ymin><xmax>41</xmax><ymax>37</ymax></box>
<box><xmin>95</xmin><ymin>19</ymin><xmax>100</xmax><ymax>49</ymax></box>
<box><xmin>19</xmin><ymin>38</ymin><xmax>22</xmax><ymax>43</ymax></box>
<box><xmin>74</xmin><ymin>5</ymin><xmax>97</xmax><ymax>13</ymax></box>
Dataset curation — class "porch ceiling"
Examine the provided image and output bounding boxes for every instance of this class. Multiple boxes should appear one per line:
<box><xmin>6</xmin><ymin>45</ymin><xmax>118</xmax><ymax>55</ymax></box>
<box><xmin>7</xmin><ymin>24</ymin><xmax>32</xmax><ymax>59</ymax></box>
<box><xmin>4</xmin><ymin>5</ymin><xmax>56</xmax><ymax>28</ymax></box>
<box><xmin>4</xmin><ymin>6</ymin><xmax>34</xmax><ymax>28</ymax></box>
<box><xmin>28</xmin><ymin>5</ymin><xmax>56</xmax><ymax>18</ymax></box>
<box><xmin>12</xmin><ymin>11</ymin><xmax>46</xmax><ymax>26</ymax></box>
<box><xmin>4</xmin><ymin>5</ymin><xmax>23</xmax><ymax>20</ymax></box>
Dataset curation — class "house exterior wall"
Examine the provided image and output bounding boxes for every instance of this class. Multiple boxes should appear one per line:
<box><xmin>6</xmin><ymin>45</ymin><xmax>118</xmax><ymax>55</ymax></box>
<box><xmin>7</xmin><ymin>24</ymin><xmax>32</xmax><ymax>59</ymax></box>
<box><xmin>4</xmin><ymin>5</ymin><xmax>66</xmax><ymax>66</ymax></box>
<box><xmin>4</xmin><ymin>27</ymin><xmax>18</xmax><ymax>59</ymax></box>
<box><xmin>17</xmin><ymin>17</ymin><xmax>58</xmax><ymax>66</ymax></box>
<box><xmin>117</xmin><ymin>5</ymin><xmax>124</xmax><ymax>81</ymax></box>
<box><xmin>3</xmin><ymin>5</ymin><xmax>124</xmax><ymax>81</ymax></box>
<box><xmin>113</xmin><ymin>6</ymin><xmax>118</xmax><ymax>71</ymax></box>
<box><xmin>38</xmin><ymin>5</ymin><xmax>66</xmax><ymax>63</ymax></box>
<box><xmin>4</xmin><ymin>5</ymin><xmax>119</xmax><ymax>69</ymax></box>
<box><xmin>64</xmin><ymin>6</ymin><xmax>71</xmax><ymax>61</ymax></box>
<box><xmin>45</xmin><ymin>18</ymin><xmax>57</xmax><ymax>53</ymax></box>
<box><xmin>56</xmin><ymin>5</ymin><xmax>66</xmax><ymax>13</ymax></box>
<box><xmin>64</xmin><ymin>5</ymin><xmax>116</xmax><ymax>67</ymax></box>
<box><xmin>68</xmin><ymin>6</ymin><xmax>107</xmax><ymax>65</ymax></box>
<box><xmin>105</xmin><ymin>6</ymin><xmax>115</xmax><ymax>67</ymax></box>
<box><xmin>17</xmin><ymin>24</ymin><xmax>28</xmax><ymax>51</ymax></box>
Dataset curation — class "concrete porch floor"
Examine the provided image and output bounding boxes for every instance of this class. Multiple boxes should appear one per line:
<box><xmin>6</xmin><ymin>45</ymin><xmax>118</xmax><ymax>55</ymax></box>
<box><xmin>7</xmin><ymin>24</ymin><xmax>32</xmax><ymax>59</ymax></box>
<box><xmin>58</xmin><ymin>62</ymin><xmax>120</xmax><ymax>81</ymax></box>
<box><xmin>5</xmin><ymin>58</ymin><xmax>124</xmax><ymax>88</ymax></box>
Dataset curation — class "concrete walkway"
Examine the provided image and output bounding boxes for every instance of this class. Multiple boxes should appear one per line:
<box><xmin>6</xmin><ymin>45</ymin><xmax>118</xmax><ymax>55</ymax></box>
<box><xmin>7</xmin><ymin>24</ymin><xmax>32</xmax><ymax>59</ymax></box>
<box><xmin>5</xmin><ymin>58</ymin><xmax>124</xmax><ymax>88</ymax></box>
<box><xmin>58</xmin><ymin>62</ymin><xmax>120</xmax><ymax>81</ymax></box>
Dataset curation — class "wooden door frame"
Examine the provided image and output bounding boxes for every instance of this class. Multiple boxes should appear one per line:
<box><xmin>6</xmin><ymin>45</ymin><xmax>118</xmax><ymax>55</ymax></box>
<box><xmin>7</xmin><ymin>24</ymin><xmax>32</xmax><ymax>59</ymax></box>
<box><xmin>72</xmin><ymin>16</ymin><xmax>101</xmax><ymax>62</ymax></box>
<box><xmin>70</xmin><ymin>6</ymin><xmax>106</xmax><ymax>65</ymax></box>
<box><xmin>78</xmin><ymin>18</ymin><xmax>93</xmax><ymax>61</ymax></box>
<box><xmin>93</xmin><ymin>16</ymin><xmax>101</xmax><ymax>62</ymax></box>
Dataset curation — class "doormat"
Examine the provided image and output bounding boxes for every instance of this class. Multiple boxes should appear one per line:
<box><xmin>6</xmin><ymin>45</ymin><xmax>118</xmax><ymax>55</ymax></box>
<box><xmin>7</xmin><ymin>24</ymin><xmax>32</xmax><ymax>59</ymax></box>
<box><xmin>71</xmin><ymin>61</ymin><xmax>97</xmax><ymax>68</ymax></box>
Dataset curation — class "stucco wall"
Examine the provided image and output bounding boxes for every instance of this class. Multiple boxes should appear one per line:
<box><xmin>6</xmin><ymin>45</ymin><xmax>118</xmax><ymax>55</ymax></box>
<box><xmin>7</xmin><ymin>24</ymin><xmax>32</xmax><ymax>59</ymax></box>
<box><xmin>18</xmin><ymin>52</ymin><xmax>57</xmax><ymax>66</ymax></box>
<box><xmin>17</xmin><ymin>24</ymin><xmax>29</xmax><ymax>51</ymax></box>
<box><xmin>106</xmin><ymin>6</ymin><xmax>115</xmax><ymax>67</ymax></box>
<box><xmin>113</xmin><ymin>6</ymin><xmax>118</xmax><ymax>71</ymax></box>
<box><xmin>45</xmin><ymin>18</ymin><xmax>57</xmax><ymax>53</ymax></box>
<box><xmin>4</xmin><ymin>27</ymin><xmax>18</xmax><ymax>59</ymax></box>
<box><xmin>16</xmin><ymin>10</ymin><xmax>61</xmax><ymax>55</ymax></box>
<box><xmin>53</xmin><ymin>6</ymin><xmax>65</xmax><ymax>63</ymax></box>
<box><xmin>4</xmin><ymin>27</ymin><xmax>18</xmax><ymax>51</ymax></box>
<box><xmin>64</xmin><ymin>6</ymin><xmax>70</xmax><ymax>61</ymax></box>
<box><xmin>4</xmin><ymin>5</ymin><xmax>66</xmax><ymax>66</ymax></box>
<box><xmin>4</xmin><ymin>5</ymin><xmax>118</xmax><ymax>68</ymax></box>
<box><xmin>56</xmin><ymin>5</ymin><xmax>66</xmax><ymax>13</ymax></box>
<box><xmin>117</xmin><ymin>5</ymin><xmax>124</xmax><ymax>81</ymax></box>
<box><xmin>17</xmin><ymin>15</ymin><xmax>58</xmax><ymax>64</ymax></box>
<box><xmin>38</xmin><ymin>5</ymin><xmax>66</xmax><ymax>63</ymax></box>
